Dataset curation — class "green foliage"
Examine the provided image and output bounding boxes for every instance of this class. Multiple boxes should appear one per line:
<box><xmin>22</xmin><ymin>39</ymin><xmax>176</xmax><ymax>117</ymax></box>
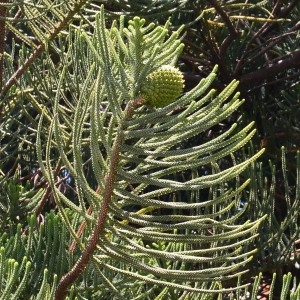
<box><xmin>0</xmin><ymin>212</ymin><xmax>66</xmax><ymax>300</ymax></box>
<box><xmin>104</xmin><ymin>1</ymin><xmax>300</xmax><ymax>155</ymax></box>
<box><xmin>247</xmin><ymin>148</ymin><xmax>300</xmax><ymax>274</ymax></box>
<box><xmin>0</xmin><ymin>1</ymin><xmax>299</xmax><ymax>299</ymax></box>
<box><xmin>33</xmin><ymin>6</ymin><xmax>289</xmax><ymax>298</ymax></box>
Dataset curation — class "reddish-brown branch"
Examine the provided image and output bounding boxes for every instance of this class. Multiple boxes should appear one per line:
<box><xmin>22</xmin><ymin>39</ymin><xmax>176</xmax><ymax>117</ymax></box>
<box><xmin>236</xmin><ymin>21</ymin><xmax>300</xmax><ymax>73</ymax></box>
<box><xmin>183</xmin><ymin>45</ymin><xmax>300</xmax><ymax>91</ymax></box>
<box><xmin>233</xmin><ymin>1</ymin><xmax>298</xmax><ymax>76</ymax></box>
<box><xmin>205</xmin><ymin>0</ymin><xmax>237</xmax><ymax>37</ymax></box>
<box><xmin>262</xmin><ymin>0</ymin><xmax>299</xmax><ymax>36</ymax></box>
<box><xmin>239</xmin><ymin>49</ymin><xmax>300</xmax><ymax>85</ymax></box>
<box><xmin>55</xmin><ymin>138</ymin><xmax>121</xmax><ymax>299</ymax></box>
<box><xmin>205</xmin><ymin>0</ymin><xmax>239</xmax><ymax>64</ymax></box>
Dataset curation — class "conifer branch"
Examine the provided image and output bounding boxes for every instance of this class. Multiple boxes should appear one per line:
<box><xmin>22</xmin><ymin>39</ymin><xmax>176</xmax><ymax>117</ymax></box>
<box><xmin>54</xmin><ymin>97</ymin><xmax>145</xmax><ymax>300</ymax></box>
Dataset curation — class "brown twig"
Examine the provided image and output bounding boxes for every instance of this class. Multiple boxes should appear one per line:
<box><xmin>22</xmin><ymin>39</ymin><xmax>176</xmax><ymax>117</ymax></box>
<box><xmin>261</xmin><ymin>0</ymin><xmax>299</xmax><ymax>36</ymax></box>
<box><xmin>237</xmin><ymin>21</ymin><xmax>300</xmax><ymax>72</ymax></box>
<box><xmin>197</xmin><ymin>20</ymin><xmax>231</xmax><ymax>80</ymax></box>
<box><xmin>239</xmin><ymin>48</ymin><xmax>300</xmax><ymax>86</ymax></box>
<box><xmin>205</xmin><ymin>0</ymin><xmax>237</xmax><ymax>37</ymax></box>
<box><xmin>205</xmin><ymin>0</ymin><xmax>239</xmax><ymax>74</ymax></box>
<box><xmin>233</xmin><ymin>0</ymin><xmax>293</xmax><ymax>76</ymax></box>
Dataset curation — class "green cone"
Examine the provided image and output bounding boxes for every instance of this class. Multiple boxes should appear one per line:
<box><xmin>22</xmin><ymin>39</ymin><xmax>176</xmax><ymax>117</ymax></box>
<box><xmin>141</xmin><ymin>65</ymin><xmax>184</xmax><ymax>108</ymax></box>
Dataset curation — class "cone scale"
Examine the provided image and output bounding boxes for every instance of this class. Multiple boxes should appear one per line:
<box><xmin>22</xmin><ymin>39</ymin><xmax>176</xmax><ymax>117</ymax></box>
<box><xmin>141</xmin><ymin>65</ymin><xmax>185</xmax><ymax>108</ymax></box>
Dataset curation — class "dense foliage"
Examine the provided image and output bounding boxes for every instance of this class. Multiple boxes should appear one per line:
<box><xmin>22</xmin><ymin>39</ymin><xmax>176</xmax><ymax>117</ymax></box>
<box><xmin>0</xmin><ymin>1</ymin><xmax>299</xmax><ymax>299</ymax></box>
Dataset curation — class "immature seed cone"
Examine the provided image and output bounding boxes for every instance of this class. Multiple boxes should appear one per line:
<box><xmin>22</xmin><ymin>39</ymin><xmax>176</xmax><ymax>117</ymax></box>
<box><xmin>141</xmin><ymin>65</ymin><xmax>184</xmax><ymax>108</ymax></box>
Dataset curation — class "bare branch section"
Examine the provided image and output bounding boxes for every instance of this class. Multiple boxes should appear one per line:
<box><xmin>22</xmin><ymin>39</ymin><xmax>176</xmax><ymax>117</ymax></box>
<box><xmin>240</xmin><ymin>49</ymin><xmax>300</xmax><ymax>86</ymax></box>
<box><xmin>185</xmin><ymin>48</ymin><xmax>300</xmax><ymax>91</ymax></box>
<box><xmin>206</xmin><ymin>0</ymin><xmax>237</xmax><ymax>37</ymax></box>
<box><xmin>205</xmin><ymin>0</ymin><xmax>239</xmax><ymax>64</ymax></box>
